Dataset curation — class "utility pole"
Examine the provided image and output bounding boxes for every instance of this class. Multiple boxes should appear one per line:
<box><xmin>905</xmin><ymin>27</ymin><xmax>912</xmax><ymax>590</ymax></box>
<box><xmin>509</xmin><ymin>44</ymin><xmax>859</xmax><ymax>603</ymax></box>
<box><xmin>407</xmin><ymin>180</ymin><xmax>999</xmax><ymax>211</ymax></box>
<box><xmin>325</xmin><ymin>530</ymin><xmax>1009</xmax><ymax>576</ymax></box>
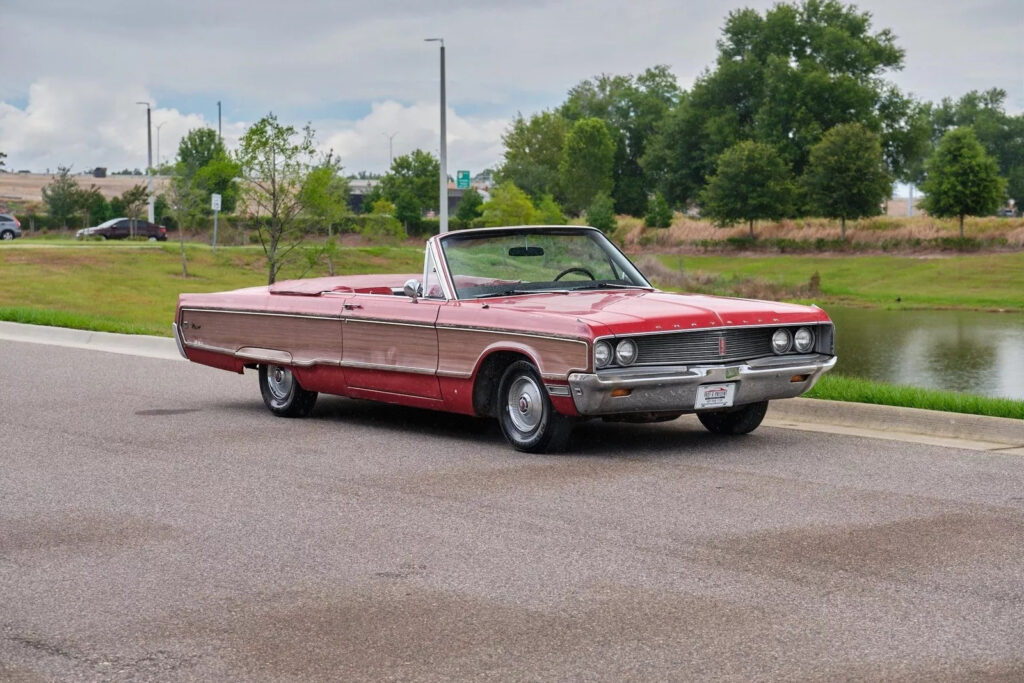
<box><xmin>217</xmin><ymin>101</ymin><xmax>222</xmax><ymax>141</ymax></box>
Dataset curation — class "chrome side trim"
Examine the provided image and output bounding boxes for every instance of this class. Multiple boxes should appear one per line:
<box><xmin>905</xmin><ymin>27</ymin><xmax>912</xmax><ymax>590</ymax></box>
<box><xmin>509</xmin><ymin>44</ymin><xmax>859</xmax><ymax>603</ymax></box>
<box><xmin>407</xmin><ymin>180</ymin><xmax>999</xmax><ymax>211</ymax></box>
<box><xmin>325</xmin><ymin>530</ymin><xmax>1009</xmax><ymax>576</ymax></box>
<box><xmin>180</xmin><ymin>307</ymin><xmax>342</xmax><ymax>321</ymax></box>
<box><xmin>594</xmin><ymin>320</ymin><xmax>833</xmax><ymax>341</ymax></box>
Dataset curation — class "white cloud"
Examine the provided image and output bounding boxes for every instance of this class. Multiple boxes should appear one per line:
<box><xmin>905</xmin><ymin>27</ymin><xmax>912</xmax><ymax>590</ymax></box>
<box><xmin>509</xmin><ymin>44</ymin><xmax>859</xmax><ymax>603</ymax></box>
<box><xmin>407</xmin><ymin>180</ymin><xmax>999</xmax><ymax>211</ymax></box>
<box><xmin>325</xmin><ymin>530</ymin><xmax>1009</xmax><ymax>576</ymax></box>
<box><xmin>1</xmin><ymin>0</ymin><xmax>1021</xmax><ymax>172</ymax></box>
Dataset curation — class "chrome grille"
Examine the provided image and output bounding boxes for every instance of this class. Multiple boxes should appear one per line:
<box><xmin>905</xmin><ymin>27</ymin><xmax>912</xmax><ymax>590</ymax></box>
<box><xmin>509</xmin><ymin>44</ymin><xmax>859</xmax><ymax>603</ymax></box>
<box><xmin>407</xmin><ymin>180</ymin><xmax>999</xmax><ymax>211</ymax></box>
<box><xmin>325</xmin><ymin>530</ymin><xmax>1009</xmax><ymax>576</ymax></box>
<box><xmin>633</xmin><ymin>326</ymin><xmax>812</xmax><ymax>366</ymax></box>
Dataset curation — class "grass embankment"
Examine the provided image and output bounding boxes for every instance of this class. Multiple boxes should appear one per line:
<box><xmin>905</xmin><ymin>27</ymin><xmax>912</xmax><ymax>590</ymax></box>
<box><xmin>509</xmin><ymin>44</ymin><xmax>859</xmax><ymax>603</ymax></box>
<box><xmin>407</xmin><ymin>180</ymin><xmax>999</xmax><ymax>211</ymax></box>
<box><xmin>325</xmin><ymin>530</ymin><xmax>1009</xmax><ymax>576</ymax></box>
<box><xmin>806</xmin><ymin>375</ymin><xmax>1024</xmax><ymax>420</ymax></box>
<box><xmin>643</xmin><ymin>252</ymin><xmax>1024</xmax><ymax>311</ymax></box>
<box><xmin>0</xmin><ymin>241</ymin><xmax>423</xmax><ymax>336</ymax></box>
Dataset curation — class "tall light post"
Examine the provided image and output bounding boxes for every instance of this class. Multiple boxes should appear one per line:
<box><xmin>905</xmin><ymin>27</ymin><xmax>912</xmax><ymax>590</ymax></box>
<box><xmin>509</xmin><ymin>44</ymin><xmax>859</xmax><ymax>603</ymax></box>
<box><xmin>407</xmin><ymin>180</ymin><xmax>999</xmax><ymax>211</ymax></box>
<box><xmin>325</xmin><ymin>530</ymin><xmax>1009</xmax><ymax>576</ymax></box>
<box><xmin>382</xmin><ymin>131</ymin><xmax>398</xmax><ymax>169</ymax></box>
<box><xmin>135</xmin><ymin>101</ymin><xmax>155</xmax><ymax>222</ymax></box>
<box><xmin>424</xmin><ymin>38</ymin><xmax>447</xmax><ymax>233</ymax></box>
<box><xmin>155</xmin><ymin>122</ymin><xmax>166</xmax><ymax>171</ymax></box>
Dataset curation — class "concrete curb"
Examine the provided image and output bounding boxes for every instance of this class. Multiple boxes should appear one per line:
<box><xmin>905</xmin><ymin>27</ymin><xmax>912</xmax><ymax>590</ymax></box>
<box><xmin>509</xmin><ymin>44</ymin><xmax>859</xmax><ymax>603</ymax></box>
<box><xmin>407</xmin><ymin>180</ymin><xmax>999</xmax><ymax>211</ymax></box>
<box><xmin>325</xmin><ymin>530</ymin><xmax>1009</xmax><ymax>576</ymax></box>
<box><xmin>769</xmin><ymin>396</ymin><xmax>1024</xmax><ymax>449</ymax></box>
<box><xmin>0</xmin><ymin>321</ymin><xmax>181</xmax><ymax>361</ymax></box>
<box><xmin>2</xmin><ymin>321</ymin><xmax>1021</xmax><ymax>449</ymax></box>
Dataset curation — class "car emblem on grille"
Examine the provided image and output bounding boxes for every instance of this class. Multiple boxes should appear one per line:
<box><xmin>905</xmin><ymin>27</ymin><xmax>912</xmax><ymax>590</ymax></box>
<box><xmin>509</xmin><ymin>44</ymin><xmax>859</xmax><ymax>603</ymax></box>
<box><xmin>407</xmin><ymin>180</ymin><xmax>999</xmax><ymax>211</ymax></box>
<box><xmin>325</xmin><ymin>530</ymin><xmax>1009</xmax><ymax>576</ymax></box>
<box><xmin>719</xmin><ymin>336</ymin><xmax>726</xmax><ymax>356</ymax></box>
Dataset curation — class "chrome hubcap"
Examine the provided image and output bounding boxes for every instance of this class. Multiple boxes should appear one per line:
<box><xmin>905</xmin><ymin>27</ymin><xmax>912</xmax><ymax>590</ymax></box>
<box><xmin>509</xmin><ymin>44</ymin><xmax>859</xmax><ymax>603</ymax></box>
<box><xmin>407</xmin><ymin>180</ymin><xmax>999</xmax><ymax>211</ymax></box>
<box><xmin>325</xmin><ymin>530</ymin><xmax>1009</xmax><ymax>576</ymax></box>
<box><xmin>266</xmin><ymin>365</ymin><xmax>294</xmax><ymax>401</ymax></box>
<box><xmin>507</xmin><ymin>376</ymin><xmax>543</xmax><ymax>433</ymax></box>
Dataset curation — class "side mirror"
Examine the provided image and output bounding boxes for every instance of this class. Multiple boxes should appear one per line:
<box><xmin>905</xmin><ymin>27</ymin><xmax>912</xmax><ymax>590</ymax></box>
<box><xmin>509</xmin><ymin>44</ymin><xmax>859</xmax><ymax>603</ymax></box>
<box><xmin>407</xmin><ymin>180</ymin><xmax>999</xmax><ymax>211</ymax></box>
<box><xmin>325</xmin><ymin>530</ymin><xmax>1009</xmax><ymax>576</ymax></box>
<box><xmin>403</xmin><ymin>279</ymin><xmax>422</xmax><ymax>300</ymax></box>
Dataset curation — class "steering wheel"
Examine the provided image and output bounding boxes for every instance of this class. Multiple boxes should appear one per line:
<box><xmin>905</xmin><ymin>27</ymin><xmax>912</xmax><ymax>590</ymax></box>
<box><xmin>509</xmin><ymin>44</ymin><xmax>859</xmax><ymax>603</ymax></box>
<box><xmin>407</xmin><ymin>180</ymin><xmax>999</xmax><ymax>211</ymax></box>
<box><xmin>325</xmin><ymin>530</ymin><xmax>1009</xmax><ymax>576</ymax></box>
<box><xmin>553</xmin><ymin>266</ymin><xmax>596</xmax><ymax>281</ymax></box>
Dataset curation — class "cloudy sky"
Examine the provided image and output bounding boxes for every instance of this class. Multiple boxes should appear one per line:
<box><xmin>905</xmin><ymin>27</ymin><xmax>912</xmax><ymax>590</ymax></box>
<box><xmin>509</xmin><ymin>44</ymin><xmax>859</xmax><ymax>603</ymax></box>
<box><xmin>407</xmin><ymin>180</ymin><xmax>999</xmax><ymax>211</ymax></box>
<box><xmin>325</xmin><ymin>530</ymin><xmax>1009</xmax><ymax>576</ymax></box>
<box><xmin>1</xmin><ymin>0</ymin><xmax>1021</xmax><ymax>176</ymax></box>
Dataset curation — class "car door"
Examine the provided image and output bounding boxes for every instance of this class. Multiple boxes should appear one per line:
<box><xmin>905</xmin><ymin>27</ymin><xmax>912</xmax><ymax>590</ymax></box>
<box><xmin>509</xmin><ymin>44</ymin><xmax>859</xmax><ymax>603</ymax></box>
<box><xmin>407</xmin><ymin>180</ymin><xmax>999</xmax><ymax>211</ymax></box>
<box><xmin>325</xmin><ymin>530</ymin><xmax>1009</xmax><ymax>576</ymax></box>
<box><xmin>341</xmin><ymin>293</ymin><xmax>442</xmax><ymax>399</ymax></box>
<box><xmin>113</xmin><ymin>219</ymin><xmax>132</xmax><ymax>238</ymax></box>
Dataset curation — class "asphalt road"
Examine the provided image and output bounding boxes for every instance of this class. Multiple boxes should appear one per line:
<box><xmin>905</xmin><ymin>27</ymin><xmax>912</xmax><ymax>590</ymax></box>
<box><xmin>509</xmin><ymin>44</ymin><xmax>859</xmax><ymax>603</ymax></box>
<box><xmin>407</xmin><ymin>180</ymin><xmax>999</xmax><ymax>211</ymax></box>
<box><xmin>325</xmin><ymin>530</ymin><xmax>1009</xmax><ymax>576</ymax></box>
<box><xmin>2</xmin><ymin>340</ymin><xmax>1023</xmax><ymax>681</ymax></box>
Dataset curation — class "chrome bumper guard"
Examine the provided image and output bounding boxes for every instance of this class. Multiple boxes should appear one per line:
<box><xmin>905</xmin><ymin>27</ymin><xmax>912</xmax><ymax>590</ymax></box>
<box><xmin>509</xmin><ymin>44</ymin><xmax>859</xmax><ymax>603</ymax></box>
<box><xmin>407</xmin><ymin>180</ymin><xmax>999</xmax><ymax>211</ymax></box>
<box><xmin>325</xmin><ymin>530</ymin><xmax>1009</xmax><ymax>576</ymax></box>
<box><xmin>172</xmin><ymin>322</ymin><xmax>188</xmax><ymax>360</ymax></box>
<box><xmin>568</xmin><ymin>354</ymin><xmax>837</xmax><ymax>416</ymax></box>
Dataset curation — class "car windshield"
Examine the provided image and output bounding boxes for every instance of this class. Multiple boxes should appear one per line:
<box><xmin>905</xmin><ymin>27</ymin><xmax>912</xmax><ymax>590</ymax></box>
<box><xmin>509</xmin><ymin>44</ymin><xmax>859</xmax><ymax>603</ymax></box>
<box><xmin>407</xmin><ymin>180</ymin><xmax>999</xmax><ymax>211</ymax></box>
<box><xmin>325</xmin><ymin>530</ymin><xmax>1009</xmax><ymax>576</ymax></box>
<box><xmin>439</xmin><ymin>228</ymin><xmax>652</xmax><ymax>300</ymax></box>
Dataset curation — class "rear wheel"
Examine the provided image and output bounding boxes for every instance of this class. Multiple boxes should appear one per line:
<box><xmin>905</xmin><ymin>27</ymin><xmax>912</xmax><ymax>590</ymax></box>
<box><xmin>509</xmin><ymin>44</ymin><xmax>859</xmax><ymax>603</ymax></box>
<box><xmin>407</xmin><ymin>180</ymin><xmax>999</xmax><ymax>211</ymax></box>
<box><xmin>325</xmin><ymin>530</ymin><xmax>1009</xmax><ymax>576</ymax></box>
<box><xmin>259</xmin><ymin>364</ymin><xmax>318</xmax><ymax>417</ymax></box>
<box><xmin>497</xmin><ymin>361</ymin><xmax>573</xmax><ymax>453</ymax></box>
<box><xmin>1</xmin><ymin>230</ymin><xmax>14</xmax><ymax>240</ymax></box>
<box><xmin>697</xmin><ymin>400</ymin><xmax>768</xmax><ymax>435</ymax></box>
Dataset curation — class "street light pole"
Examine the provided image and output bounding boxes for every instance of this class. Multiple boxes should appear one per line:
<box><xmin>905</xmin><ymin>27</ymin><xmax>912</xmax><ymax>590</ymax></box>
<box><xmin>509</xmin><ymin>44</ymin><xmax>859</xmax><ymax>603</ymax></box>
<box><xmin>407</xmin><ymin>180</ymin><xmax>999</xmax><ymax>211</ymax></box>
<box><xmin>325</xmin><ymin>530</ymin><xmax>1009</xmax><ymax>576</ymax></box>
<box><xmin>382</xmin><ymin>131</ymin><xmax>397</xmax><ymax>169</ymax></box>
<box><xmin>156</xmin><ymin>122</ymin><xmax>166</xmax><ymax>170</ymax></box>
<box><xmin>136</xmin><ymin>101</ymin><xmax>155</xmax><ymax>223</ymax></box>
<box><xmin>424</xmin><ymin>38</ymin><xmax>447</xmax><ymax>233</ymax></box>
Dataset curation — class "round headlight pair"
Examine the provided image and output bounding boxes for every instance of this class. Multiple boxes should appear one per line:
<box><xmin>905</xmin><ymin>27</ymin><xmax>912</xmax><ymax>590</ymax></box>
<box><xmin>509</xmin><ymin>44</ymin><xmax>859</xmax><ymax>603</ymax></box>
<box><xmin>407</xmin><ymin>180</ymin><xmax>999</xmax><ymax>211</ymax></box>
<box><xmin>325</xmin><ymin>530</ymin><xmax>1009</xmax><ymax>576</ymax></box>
<box><xmin>772</xmin><ymin>327</ymin><xmax>815</xmax><ymax>354</ymax></box>
<box><xmin>595</xmin><ymin>339</ymin><xmax>638</xmax><ymax>368</ymax></box>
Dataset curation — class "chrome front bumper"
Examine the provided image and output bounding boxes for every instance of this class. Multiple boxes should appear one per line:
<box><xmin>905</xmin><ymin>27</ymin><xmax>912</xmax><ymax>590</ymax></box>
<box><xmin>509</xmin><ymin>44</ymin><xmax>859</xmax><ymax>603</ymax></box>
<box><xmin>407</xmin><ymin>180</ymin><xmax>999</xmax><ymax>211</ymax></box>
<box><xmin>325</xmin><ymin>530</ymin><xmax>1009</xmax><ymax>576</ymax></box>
<box><xmin>568</xmin><ymin>354</ymin><xmax>837</xmax><ymax>416</ymax></box>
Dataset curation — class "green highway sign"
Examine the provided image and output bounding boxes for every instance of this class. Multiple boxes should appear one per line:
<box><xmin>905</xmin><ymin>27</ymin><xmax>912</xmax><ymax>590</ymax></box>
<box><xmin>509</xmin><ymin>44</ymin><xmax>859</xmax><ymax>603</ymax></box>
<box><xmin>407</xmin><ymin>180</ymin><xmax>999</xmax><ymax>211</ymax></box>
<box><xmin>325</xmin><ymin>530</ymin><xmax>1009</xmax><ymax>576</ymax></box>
<box><xmin>457</xmin><ymin>170</ymin><xmax>470</xmax><ymax>189</ymax></box>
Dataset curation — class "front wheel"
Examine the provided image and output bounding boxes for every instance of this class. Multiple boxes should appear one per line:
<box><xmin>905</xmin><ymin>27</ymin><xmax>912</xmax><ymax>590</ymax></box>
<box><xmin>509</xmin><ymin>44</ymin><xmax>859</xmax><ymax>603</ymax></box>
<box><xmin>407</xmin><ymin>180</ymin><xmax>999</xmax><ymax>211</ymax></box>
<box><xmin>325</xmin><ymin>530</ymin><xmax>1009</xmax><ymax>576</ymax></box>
<box><xmin>259</xmin><ymin>364</ymin><xmax>318</xmax><ymax>417</ymax></box>
<box><xmin>697</xmin><ymin>400</ymin><xmax>768</xmax><ymax>435</ymax></box>
<box><xmin>497</xmin><ymin>361</ymin><xmax>573</xmax><ymax>453</ymax></box>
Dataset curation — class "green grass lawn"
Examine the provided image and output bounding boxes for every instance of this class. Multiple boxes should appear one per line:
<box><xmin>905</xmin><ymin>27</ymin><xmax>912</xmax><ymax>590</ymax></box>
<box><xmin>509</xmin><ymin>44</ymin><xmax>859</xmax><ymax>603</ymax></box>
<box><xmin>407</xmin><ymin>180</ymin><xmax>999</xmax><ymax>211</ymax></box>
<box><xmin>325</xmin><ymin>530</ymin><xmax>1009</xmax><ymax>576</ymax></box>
<box><xmin>0</xmin><ymin>241</ymin><xmax>423</xmax><ymax>336</ymax></box>
<box><xmin>654</xmin><ymin>252</ymin><xmax>1024</xmax><ymax>311</ymax></box>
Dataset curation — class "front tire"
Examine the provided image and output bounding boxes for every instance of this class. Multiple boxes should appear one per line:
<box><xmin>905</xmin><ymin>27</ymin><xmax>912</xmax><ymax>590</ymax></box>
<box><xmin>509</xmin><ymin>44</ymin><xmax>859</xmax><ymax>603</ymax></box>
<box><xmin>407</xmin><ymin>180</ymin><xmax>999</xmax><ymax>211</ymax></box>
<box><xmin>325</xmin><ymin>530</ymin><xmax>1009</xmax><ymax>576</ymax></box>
<box><xmin>259</xmin><ymin>364</ymin><xmax>318</xmax><ymax>417</ymax></box>
<box><xmin>497</xmin><ymin>361</ymin><xmax>572</xmax><ymax>453</ymax></box>
<box><xmin>697</xmin><ymin>400</ymin><xmax>768</xmax><ymax>435</ymax></box>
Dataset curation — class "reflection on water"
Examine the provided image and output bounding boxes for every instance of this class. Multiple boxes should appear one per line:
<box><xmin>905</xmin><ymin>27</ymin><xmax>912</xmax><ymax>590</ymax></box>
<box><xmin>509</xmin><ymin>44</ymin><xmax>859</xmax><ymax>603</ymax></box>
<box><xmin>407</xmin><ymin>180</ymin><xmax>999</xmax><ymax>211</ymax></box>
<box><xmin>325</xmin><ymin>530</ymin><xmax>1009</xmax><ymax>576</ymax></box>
<box><xmin>826</xmin><ymin>307</ymin><xmax>1024</xmax><ymax>400</ymax></box>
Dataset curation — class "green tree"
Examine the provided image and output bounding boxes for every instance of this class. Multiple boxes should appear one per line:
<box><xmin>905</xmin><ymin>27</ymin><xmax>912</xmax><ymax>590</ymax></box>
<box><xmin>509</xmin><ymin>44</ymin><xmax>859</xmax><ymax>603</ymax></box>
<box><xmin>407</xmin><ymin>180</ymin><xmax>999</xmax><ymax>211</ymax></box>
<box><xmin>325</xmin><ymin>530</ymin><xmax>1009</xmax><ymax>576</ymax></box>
<box><xmin>585</xmin><ymin>192</ymin><xmax>617</xmax><ymax>233</ymax></box>
<box><xmin>164</xmin><ymin>161</ymin><xmax>206</xmax><ymax>277</ymax></box>
<box><xmin>533</xmin><ymin>194</ymin><xmax>567</xmax><ymax>225</ymax></box>
<box><xmin>236</xmin><ymin>112</ymin><xmax>321</xmax><ymax>284</ymax></box>
<box><xmin>480</xmin><ymin>183</ymin><xmax>536</xmax><ymax>226</ymax></box>
<box><xmin>41</xmin><ymin>167</ymin><xmax>80</xmax><ymax>227</ymax></box>
<box><xmin>644</xmin><ymin>193</ymin><xmax>673</xmax><ymax>228</ymax></box>
<box><xmin>930</xmin><ymin>89</ymin><xmax>1024</xmax><ymax>209</ymax></box>
<box><xmin>0</xmin><ymin>151</ymin><xmax>6</xmax><ymax>170</ymax></box>
<box><xmin>120</xmin><ymin>184</ymin><xmax>150</xmax><ymax>237</ymax></box>
<box><xmin>76</xmin><ymin>185</ymin><xmax>108</xmax><ymax>228</ymax></box>
<box><xmin>381</xmin><ymin>149</ymin><xmax>440</xmax><ymax>214</ymax></box>
<box><xmin>177</xmin><ymin>128</ymin><xmax>225</xmax><ymax>171</ymax></box>
<box><xmin>558</xmin><ymin>117</ymin><xmax>615</xmax><ymax>214</ymax></box>
<box><xmin>802</xmin><ymin>123</ymin><xmax>892</xmax><ymax>239</ymax></box>
<box><xmin>299</xmin><ymin>152</ymin><xmax>350</xmax><ymax>235</ymax></box>
<box><xmin>560</xmin><ymin>66</ymin><xmax>681</xmax><ymax>215</ymax></box>
<box><xmin>920</xmin><ymin>127</ymin><xmax>1006</xmax><ymax>238</ymax></box>
<box><xmin>394</xmin><ymin>191</ymin><xmax>421</xmax><ymax>231</ymax></box>
<box><xmin>700</xmin><ymin>141</ymin><xmax>794</xmax><ymax>238</ymax></box>
<box><xmin>195</xmin><ymin>154</ymin><xmax>241</xmax><ymax>214</ymax></box>
<box><xmin>497</xmin><ymin>111</ymin><xmax>568</xmax><ymax>201</ymax></box>
<box><xmin>644</xmin><ymin>1</ymin><xmax>915</xmax><ymax>207</ymax></box>
<box><xmin>455</xmin><ymin>187</ymin><xmax>484</xmax><ymax>223</ymax></box>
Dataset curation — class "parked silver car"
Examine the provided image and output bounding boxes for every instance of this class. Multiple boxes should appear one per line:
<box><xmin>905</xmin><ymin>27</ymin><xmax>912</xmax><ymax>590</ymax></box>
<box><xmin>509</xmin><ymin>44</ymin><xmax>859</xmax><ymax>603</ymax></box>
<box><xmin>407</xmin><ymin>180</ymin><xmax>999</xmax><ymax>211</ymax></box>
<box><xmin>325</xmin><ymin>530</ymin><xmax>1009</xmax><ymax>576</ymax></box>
<box><xmin>0</xmin><ymin>213</ymin><xmax>22</xmax><ymax>240</ymax></box>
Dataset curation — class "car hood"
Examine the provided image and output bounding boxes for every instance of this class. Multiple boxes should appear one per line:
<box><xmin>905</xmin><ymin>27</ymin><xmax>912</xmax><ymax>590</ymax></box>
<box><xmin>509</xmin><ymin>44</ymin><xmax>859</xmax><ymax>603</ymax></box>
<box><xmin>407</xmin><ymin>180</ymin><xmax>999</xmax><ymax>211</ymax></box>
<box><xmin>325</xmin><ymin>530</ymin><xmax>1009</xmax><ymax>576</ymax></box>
<box><xmin>479</xmin><ymin>289</ymin><xmax>831</xmax><ymax>336</ymax></box>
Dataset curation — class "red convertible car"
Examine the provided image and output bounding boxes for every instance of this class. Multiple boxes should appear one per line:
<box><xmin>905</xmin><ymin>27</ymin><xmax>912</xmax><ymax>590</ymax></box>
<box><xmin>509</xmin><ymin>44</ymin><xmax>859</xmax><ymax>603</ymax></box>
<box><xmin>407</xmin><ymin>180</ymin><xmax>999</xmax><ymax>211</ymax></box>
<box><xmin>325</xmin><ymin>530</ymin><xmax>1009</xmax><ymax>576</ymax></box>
<box><xmin>175</xmin><ymin>226</ymin><xmax>835</xmax><ymax>452</ymax></box>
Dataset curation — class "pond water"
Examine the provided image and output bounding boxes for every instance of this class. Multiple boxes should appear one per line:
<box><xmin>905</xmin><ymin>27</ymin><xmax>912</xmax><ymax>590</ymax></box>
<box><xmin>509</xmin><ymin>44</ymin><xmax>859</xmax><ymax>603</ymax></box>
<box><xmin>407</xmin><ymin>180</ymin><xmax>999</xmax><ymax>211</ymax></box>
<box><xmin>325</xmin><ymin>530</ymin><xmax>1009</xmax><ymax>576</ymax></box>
<box><xmin>825</xmin><ymin>306</ymin><xmax>1024</xmax><ymax>400</ymax></box>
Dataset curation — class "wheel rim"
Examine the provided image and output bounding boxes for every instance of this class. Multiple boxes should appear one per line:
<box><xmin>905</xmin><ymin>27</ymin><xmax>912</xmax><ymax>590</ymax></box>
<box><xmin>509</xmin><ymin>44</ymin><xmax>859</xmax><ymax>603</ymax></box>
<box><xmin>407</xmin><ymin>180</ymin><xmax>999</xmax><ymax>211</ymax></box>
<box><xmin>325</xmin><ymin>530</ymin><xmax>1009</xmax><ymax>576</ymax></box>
<box><xmin>266</xmin><ymin>365</ymin><xmax>294</xmax><ymax>402</ymax></box>
<box><xmin>1</xmin><ymin>233</ymin><xmax>11</xmax><ymax>240</ymax></box>
<box><xmin>507</xmin><ymin>375</ymin><xmax>544</xmax><ymax>433</ymax></box>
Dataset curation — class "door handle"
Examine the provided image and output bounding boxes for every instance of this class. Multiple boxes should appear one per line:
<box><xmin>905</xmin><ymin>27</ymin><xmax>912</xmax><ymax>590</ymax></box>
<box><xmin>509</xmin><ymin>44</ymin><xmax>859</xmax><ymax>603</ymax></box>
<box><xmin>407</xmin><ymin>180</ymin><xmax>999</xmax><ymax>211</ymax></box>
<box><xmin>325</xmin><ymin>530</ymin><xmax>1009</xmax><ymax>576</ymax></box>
<box><xmin>343</xmin><ymin>303</ymin><xmax>362</xmax><ymax>310</ymax></box>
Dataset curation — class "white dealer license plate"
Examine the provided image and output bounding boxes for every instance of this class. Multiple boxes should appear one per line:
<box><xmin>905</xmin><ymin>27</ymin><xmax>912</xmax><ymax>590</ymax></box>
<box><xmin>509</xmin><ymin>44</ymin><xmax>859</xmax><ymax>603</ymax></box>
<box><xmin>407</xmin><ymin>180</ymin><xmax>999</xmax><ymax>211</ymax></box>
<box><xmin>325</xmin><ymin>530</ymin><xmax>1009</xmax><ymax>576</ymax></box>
<box><xmin>695</xmin><ymin>383</ymin><xmax>736</xmax><ymax>409</ymax></box>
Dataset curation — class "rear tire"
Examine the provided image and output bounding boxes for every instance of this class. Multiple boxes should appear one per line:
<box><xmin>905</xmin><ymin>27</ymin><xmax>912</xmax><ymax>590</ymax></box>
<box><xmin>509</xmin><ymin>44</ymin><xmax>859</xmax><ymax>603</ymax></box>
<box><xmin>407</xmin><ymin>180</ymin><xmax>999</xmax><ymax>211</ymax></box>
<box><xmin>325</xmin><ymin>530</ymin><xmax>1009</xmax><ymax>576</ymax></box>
<box><xmin>497</xmin><ymin>361</ymin><xmax>573</xmax><ymax>453</ymax></box>
<box><xmin>697</xmin><ymin>400</ymin><xmax>768</xmax><ymax>435</ymax></box>
<box><xmin>259</xmin><ymin>364</ymin><xmax>318</xmax><ymax>417</ymax></box>
<box><xmin>0</xmin><ymin>230</ymin><xmax>13</xmax><ymax>240</ymax></box>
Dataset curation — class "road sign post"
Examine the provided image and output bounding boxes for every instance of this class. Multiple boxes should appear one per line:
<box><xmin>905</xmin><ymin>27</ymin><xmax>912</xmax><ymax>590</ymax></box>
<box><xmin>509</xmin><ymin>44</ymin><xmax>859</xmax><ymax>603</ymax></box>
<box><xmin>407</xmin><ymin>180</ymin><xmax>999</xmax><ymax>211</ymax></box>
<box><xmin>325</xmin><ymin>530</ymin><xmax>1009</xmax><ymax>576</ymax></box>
<box><xmin>211</xmin><ymin>193</ymin><xmax>222</xmax><ymax>254</ymax></box>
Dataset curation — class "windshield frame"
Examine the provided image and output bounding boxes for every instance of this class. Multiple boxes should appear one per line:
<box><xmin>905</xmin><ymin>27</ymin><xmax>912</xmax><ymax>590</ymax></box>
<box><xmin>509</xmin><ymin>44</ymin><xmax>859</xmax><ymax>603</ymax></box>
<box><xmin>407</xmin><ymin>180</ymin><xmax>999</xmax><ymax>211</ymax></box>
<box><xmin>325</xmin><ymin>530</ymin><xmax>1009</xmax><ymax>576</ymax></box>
<box><xmin>434</xmin><ymin>226</ymin><xmax>653</xmax><ymax>301</ymax></box>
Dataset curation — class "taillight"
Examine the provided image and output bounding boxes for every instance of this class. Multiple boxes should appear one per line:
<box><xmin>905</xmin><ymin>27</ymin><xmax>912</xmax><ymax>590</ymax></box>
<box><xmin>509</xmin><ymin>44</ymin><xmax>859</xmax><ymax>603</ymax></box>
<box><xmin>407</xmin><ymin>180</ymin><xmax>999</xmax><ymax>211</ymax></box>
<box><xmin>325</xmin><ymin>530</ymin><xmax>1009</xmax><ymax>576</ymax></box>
<box><xmin>14</xmin><ymin>217</ymin><xmax>20</xmax><ymax>228</ymax></box>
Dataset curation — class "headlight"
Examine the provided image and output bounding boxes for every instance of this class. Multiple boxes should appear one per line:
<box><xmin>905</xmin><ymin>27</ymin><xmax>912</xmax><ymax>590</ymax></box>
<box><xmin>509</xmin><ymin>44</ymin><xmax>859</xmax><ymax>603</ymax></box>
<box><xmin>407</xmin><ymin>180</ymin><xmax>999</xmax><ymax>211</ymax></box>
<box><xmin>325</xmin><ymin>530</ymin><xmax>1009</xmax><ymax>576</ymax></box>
<box><xmin>793</xmin><ymin>327</ymin><xmax>814</xmax><ymax>353</ymax></box>
<box><xmin>615</xmin><ymin>339</ymin><xmax>638</xmax><ymax>366</ymax></box>
<box><xmin>594</xmin><ymin>341</ymin><xmax>612</xmax><ymax>368</ymax></box>
<box><xmin>771</xmin><ymin>328</ymin><xmax>792</xmax><ymax>354</ymax></box>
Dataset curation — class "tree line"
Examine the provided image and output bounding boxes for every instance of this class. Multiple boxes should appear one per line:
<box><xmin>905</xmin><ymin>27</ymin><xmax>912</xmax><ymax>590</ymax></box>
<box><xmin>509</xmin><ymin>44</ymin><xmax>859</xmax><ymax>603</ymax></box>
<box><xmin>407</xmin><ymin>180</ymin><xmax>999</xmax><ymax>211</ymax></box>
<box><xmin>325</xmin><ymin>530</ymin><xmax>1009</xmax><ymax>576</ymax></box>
<box><xmin>495</xmin><ymin>0</ymin><xmax>1020</xmax><ymax>234</ymax></box>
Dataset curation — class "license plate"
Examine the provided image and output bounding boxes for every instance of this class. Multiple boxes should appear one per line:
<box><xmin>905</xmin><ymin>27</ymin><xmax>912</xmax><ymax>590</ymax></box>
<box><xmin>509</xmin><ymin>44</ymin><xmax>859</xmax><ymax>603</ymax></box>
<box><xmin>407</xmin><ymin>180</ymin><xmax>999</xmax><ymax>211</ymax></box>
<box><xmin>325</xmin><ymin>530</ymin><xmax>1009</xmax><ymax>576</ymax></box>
<box><xmin>695</xmin><ymin>383</ymin><xmax>736</xmax><ymax>409</ymax></box>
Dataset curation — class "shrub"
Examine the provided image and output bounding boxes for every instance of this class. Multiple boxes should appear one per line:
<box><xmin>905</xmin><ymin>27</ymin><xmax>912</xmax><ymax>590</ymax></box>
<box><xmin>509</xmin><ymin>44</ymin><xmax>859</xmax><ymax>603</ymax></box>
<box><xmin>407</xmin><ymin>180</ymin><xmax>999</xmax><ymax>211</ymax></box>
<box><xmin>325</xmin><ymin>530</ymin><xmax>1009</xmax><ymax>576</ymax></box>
<box><xmin>586</xmin><ymin>192</ymin><xmax>616</xmax><ymax>233</ymax></box>
<box><xmin>644</xmin><ymin>193</ymin><xmax>673</xmax><ymax>228</ymax></box>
